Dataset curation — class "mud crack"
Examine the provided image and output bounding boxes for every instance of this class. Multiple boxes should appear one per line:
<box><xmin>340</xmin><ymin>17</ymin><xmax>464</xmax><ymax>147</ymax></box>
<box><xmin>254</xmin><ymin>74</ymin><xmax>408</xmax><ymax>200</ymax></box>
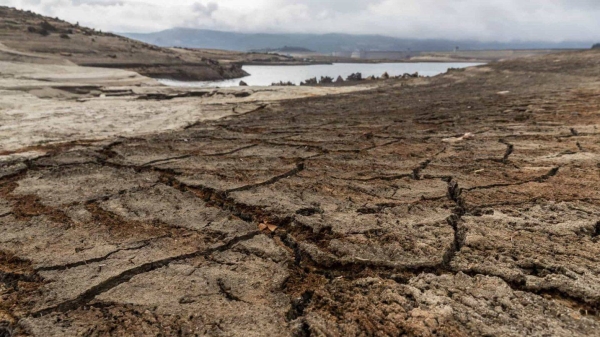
<box><xmin>499</xmin><ymin>139</ymin><xmax>514</xmax><ymax>164</ymax></box>
<box><xmin>32</xmin><ymin>231</ymin><xmax>261</xmax><ymax>316</ymax></box>
<box><xmin>464</xmin><ymin>166</ymin><xmax>560</xmax><ymax>191</ymax></box>
<box><xmin>441</xmin><ymin>178</ymin><xmax>466</xmax><ymax>268</ymax></box>
<box><xmin>412</xmin><ymin>146</ymin><xmax>446</xmax><ymax>180</ymax></box>
<box><xmin>34</xmin><ymin>239</ymin><xmax>158</xmax><ymax>272</ymax></box>
<box><xmin>217</xmin><ymin>278</ymin><xmax>249</xmax><ymax>303</ymax></box>
<box><xmin>226</xmin><ymin>161</ymin><xmax>305</xmax><ymax>193</ymax></box>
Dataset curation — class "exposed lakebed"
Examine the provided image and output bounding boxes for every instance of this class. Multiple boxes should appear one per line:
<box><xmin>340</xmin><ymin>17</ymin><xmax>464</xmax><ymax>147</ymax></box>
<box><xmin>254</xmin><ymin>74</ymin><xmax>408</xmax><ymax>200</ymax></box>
<box><xmin>159</xmin><ymin>62</ymin><xmax>483</xmax><ymax>87</ymax></box>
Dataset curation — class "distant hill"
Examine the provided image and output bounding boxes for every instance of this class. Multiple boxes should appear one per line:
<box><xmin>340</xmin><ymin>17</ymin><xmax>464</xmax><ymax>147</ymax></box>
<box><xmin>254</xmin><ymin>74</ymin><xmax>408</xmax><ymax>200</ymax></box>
<box><xmin>249</xmin><ymin>46</ymin><xmax>315</xmax><ymax>53</ymax></box>
<box><xmin>122</xmin><ymin>28</ymin><xmax>592</xmax><ymax>53</ymax></box>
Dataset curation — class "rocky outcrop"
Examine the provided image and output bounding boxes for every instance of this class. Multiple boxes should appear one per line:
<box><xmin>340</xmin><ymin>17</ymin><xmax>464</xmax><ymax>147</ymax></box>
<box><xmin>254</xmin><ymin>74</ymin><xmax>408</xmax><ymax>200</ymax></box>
<box><xmin>319</xmin><ymin>76</ymin><xmax>334</xmax><ymax>84</ymax></box>
<box><xmin>346</xmin><ymin>72</ymin><xmax>362</xmax><ymax>81</ymax></box>
<box><xmin>300</xmin><ymin>77</ymin><xmax>318</xmax><ymax>86</ymax></box>
<box><xmin>271</xmin><ymin>81</ymin><xmax>295</xmax><ymax>86</ymax></box>
<box><xmin>397</xmin><ymin>72</ymin><xmax>419</xmax><ymax>79</ymax></box>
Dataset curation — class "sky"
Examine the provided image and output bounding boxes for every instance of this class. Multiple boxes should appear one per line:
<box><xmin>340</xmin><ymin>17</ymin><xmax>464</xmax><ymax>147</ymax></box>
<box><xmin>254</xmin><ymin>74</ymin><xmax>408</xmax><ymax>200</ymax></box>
<box><xmin>3</xmin><ymin>0</ymin><xmax>600</xmax><ymax>42</ymax></box>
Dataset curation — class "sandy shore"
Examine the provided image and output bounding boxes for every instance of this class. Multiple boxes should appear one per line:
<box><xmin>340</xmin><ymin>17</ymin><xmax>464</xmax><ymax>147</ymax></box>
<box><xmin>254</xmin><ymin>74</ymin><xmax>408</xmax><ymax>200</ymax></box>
<box><xmin>0</xmin><ymin>61</ymin><xmax>376</xmax><ymax>155</ymax></box>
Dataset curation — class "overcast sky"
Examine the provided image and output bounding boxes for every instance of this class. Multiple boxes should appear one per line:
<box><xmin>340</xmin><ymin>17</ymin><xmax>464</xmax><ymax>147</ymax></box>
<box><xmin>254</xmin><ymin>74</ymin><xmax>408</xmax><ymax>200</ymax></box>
<box><xmin>4</xmin><ymin>0</ymin><xmax>600</xmax><ymax>41</ymax></box>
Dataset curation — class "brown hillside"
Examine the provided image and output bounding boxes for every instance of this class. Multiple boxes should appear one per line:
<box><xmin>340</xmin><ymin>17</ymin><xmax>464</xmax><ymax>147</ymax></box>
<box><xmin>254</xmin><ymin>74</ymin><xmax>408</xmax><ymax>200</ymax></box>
<box><xmin>0</xmin><ymin>6</ymin><xmax>248</xmax><ymax>81</ymax></box>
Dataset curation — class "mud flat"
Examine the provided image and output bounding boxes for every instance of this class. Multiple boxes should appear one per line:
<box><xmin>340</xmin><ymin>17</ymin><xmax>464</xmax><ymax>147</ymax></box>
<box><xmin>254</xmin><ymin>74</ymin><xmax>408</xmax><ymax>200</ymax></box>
<box><xmin>0</xmin><ymin>61</ymin><xmax>375</xmax><ymax>155</ymax></box>
<box><xmin>2</xmin><ymin>48</ymin><xmax>600</xmax><ymax>336</ymax></box>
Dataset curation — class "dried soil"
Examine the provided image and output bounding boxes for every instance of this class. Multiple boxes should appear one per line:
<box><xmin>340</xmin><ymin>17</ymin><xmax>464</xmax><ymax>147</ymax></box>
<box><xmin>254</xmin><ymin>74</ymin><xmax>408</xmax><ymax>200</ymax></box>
<box><xmin>2</xmin><ymin>49</ymin><xmax>600</xmax><ymax>336</ymax></box>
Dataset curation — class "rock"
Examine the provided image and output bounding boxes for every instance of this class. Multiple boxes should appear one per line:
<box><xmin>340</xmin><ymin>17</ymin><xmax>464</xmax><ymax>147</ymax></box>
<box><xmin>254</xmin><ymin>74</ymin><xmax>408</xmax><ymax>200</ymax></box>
<box><xmin>40</xmin><ymin>21</ymin><xmax>57</xmax><ymax>32</ymax></box>
<box><xmin>320</xmin><ymin>76</ymin><xmax>334</xmax><ymax>84</ymax></box>
<box><xmin>239</xmin><ymin>81</ymin><xmax>248</xmax><ymax>86</ymax></box>
<box><xmin>335</xmin><ymin>76</ymin><xmax>344</xmax><ymax>83</ymax></box>
<box><xmin>366</xmin><ymin>75</ymin><xmax>377</xmax><ymax>80</ymax></box>
<box><xmin>300</xmin><ymin>77</ymin><xmax>318</xmax><ymax>86</ymax></box>
<box><xmin>346</xmin><ymin>72</ymin><xmax>362</xmax><ymax>81</ymax></box>
<box><xmin>271</xmin><ymin>81</ymin><xmax>295</xmax><ymax>86</ymax></box>
<box><xmin>442</xmin><ymin>132</ymin><xmax>475</xmax><ymax>143</ymax></box>
<box><xmin>381</xmin><ymin>72</ymin><xmax>390</xmax><ymax>79</ymax></box>
<box><xmin>400</xmin><ymin>72</ymin><xmax>420</xmax><ymax>79</ymax></box>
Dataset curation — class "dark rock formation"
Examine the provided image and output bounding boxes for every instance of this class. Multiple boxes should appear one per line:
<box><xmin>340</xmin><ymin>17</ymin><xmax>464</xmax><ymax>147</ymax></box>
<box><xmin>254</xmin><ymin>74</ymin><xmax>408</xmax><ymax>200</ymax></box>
<box><xmin>300</xmin><ymin>77</ymin><xmax>318</xmax><ymax>86</ymax></box>
<box><xmin>346</xmin><ymin>72</ymin><xmax>362</xmax><ymax>81</ymax></box>
<box><xmin>271</xmin><ymin>81</ymin><xmax>295</xmax><ymax>86</ymax></box>
<box><xmin>320</xmin><ymin>76</ymin><xmax>333</xmax><ymax>84</ymax></box>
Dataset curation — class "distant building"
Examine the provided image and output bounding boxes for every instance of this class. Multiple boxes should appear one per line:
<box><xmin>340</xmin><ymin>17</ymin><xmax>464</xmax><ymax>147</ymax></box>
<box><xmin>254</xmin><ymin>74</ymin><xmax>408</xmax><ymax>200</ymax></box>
<box><xmin>331</xmin><ymin>51</ymin><xmax>353</xmax><ymax>58</ymax></box>
<box><xmin>335</xmin><ymin>50</ymin><xmax>421</xmax><ymax>61</ymax></box>
<box><xmin>351</xmin><ymin>50</ymin><xmax>367</xmax><ymax>59</ymax></box>
<box><xmin>356</xmin><ymin>51</ymin><xmax>420</xmax><ymax>60</ymax></box>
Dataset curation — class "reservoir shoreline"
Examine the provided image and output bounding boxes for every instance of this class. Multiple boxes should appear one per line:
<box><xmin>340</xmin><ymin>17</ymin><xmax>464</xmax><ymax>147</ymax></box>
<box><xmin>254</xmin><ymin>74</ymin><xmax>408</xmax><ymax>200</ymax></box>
<box><xmin>160</xmin><ymin>62</ymin><xmax>483</xmax><ymax>87</ymax></box>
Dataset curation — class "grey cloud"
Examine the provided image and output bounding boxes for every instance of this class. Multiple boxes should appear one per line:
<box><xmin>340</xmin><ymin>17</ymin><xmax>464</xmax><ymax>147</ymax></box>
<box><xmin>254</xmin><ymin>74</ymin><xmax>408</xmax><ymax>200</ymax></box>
<box><xmin>557</xmin><ymin>0</ymin><xmax>600</xmax><ymax>10</ymax></box>
<box><xmin>5</xmin><ymin>0</ymin><xmax>600</xmax><ymax>41</ymax></box>
<box><xmin>192</xmin><ymin>1</ymin><xmax>218</xmax><ymax>16</ymax></box>
<box><xmin>71</xmin><ymin>0</ymin><xmax>125</xmax><ymax>6</ymax></box>
<box><xmin>290</xmin><ymin>0</ymin><xmax>385</xmax><ymax>14</ymax></box>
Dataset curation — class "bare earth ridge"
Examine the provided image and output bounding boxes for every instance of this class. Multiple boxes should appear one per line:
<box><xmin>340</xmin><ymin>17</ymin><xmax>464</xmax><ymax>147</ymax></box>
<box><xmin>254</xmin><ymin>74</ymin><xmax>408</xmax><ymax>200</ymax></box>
<box><xmin>1</xmin><ymin>49</ymin><xmax>600</xmax><ymax>336</ymax></box>
<box><xmin>0</xmin><ymin>6</ymin><xmax>247</xmax><ymax>81</ymax></box>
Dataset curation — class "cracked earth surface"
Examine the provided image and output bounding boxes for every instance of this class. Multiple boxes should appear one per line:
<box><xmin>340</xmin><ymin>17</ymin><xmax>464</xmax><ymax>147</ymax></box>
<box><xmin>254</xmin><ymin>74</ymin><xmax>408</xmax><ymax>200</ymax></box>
<box><xmin>2</xmin><ymin>50</ymin><xmax>600</xmax><ymax>336</ymax></box>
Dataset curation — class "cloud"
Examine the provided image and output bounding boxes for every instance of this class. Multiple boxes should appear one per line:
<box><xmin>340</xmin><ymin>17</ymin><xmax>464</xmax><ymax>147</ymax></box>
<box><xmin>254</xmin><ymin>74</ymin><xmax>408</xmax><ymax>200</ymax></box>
<box><xmin>71</xmin><ymin>0</ymin><xmax>125</xmax><ymax>6</ymax></box>
<box><xmin>191</xmin><ymin>1</ymin><xmax>217</xmax><ymax>16</ymax></box>
<box><xmin>4</xmin><ymin>0</ymin><xmax>600</xmax><ymax>42</ymax></box>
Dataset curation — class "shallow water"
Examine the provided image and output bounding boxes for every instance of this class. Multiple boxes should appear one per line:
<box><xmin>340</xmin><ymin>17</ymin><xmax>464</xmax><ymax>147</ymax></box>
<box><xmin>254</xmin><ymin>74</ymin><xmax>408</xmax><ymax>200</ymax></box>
<box><xmin>159</xmin><ymin>62</ymin><xmax>483</xmax><ymax>87</ymax></box>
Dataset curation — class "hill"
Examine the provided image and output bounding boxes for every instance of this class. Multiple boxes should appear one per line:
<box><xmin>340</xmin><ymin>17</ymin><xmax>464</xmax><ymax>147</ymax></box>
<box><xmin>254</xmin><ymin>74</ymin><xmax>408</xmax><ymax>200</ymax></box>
<box><xmin>123</xmin><ymin>28</ymin><xmax>592</xmax><ymax>53</ymax></box>
<box><xmin>0</xmin><ymin>6</ymin><xmax>247</xmax><ymax>81</ymax></box>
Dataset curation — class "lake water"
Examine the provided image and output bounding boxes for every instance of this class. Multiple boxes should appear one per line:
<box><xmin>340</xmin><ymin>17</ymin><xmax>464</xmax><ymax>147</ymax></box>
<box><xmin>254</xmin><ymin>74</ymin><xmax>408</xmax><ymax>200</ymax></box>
<box><xmin>159</xmin><ymin>62</ymin><xmax>483</xmax><ymax>87</ymax></box>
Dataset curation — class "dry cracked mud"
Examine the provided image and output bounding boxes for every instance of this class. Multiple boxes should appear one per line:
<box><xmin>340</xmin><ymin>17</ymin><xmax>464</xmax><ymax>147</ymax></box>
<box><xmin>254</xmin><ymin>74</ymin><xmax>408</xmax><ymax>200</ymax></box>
<box><xmin>2</xmin><ymin>49</ymin><xmax>600</xmax><ymax>336</ymax></box>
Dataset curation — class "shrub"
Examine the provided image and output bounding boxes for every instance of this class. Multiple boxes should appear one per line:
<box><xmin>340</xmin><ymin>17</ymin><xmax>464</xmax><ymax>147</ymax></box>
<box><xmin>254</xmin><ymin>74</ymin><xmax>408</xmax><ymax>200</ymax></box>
<box><xmin>40</xmin><ymin>21</ymin><xmax>57</xmax><ymax>32</ymax></box>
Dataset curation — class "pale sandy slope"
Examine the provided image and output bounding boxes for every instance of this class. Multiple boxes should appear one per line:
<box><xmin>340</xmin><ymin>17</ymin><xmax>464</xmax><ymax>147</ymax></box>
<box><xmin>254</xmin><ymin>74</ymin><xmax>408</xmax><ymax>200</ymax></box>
<box><xmin>0</xmin><ymin>61</ymin><xmax>374</xmax><ymax>158</ymax></box>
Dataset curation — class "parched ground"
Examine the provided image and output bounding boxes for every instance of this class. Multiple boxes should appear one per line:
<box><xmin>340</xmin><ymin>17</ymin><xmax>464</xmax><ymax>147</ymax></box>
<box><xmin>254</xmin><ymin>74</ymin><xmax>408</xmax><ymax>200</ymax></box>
<box><xmin>2</xmin><ymin>49</ymin><xmax>600</xmax><ymax>336</ymax></box>
<box><xmin>0</xmin><ymin>59</ymin><xmax>374</xmax><ymax>153</ymax></box>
